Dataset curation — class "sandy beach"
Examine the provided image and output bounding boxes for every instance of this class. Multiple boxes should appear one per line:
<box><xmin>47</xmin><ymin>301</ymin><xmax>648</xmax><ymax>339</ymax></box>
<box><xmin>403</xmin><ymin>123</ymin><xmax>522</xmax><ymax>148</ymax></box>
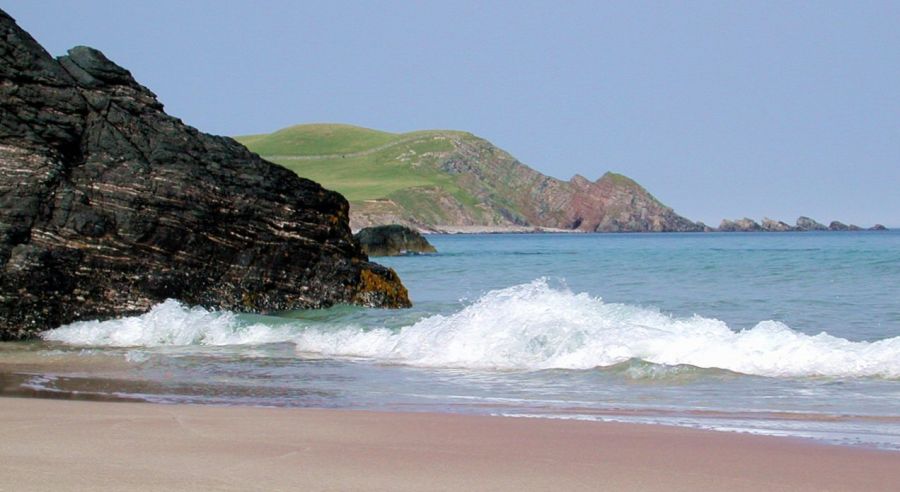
<box><xmin>0</xmin><ymin>397</ymin><xmax>897</xmax><ymax>491</ymax></box>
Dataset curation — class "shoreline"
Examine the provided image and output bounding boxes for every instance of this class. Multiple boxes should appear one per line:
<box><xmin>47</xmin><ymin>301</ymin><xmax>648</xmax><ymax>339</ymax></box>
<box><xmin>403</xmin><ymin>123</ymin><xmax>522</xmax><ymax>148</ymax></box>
<box><xmin>2</xmin><ymin>397</ymin><xmax>898</xmax><ymax>491</ymax></box>
<box><xmin>354</xmin><ymin>226</ymin><xmax>895</xmax><ymax>234</ymax></box>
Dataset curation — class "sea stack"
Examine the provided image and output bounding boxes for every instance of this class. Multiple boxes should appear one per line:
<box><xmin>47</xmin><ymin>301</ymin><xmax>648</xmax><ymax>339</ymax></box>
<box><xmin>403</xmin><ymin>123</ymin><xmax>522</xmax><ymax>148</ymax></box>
<box><xmin>0</xmin><ymin>10</ymin><xmax>409</xmax><ymax>340</ymax></box>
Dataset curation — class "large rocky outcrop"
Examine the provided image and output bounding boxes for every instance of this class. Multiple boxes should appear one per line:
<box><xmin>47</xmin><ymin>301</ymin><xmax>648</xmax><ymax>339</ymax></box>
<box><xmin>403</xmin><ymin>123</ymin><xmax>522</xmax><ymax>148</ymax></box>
<box><xmin>0</xmin><ymin>11</ymin><xmax>409</xmax><ymax>340</ymax></box>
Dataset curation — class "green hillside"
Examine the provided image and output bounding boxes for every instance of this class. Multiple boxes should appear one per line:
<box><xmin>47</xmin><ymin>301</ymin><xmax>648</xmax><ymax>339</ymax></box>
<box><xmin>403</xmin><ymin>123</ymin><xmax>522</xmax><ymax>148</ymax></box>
<box><xmin>237</xmin><ymin>124</ymin><xmax>398</xmax><ymax>157</ymax></box>
<box><xmin>235</xmin><ymin>124</ymin><xmax>490</xmax><ymax>224</ymax></box>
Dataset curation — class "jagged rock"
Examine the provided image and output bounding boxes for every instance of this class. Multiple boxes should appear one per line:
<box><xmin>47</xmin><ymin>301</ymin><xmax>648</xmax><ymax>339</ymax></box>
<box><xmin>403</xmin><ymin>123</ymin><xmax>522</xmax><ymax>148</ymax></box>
<box><xmin>565</xmin><ymin>173</ymin><xmax>704</xmax><ymax>232</ymax></box>
<box><xmin>795</xmin><ymin>216</ymin><xmax>828</xmax><ymax>231</ymax></box>
<box><xmin>828</xmin><ymin>221</ymin><xmax>850</xmax><ymax>231</ymax></box>
<box><xmin>761</xmin><ymin>218</ymin><xmax>794</xmax><ymax>232</ymax></box>
<box><xmin>0</xmin><ymin>10</ymin><xmax>409</xmax><ymax>340</ymax></box>
<box><xmin>355</xmin><ymin>225</ymin><xmax>437</xmax><ymax>256</ymax></box>
<box><xmin>870</xmin><ymin>224</ymin><xmax>888</xmax><ymax>231</ymax></box>
<box><xmin>718</xmin><ymin>218</ymin><xmax>762</xmax><ymax>232</ymax></box>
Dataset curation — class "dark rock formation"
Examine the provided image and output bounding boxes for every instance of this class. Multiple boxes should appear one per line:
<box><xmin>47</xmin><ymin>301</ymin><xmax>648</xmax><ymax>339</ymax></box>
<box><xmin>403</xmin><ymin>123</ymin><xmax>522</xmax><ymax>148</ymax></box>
<box><xmin>718</xmin><ymin>218</ymin><xmax>762</xmax><ymax>232</ymax></box>
<box><xmin>355</xmin><ymin>225</ymin><xmax>437</xmax><ymax>256</ymax></box>
<box><xmin>761</xmin><ymin>218</ymin><xmax>794</xmax><ymax>232</ymax></box>
<box><xmin>795</xmin><ymin>216</ymin><xmax>828</xmax><ymax>231</ymax></box>
<box><xmin>870</xmin><ymin>224</ymin><xmax>888</xmax><ymax>231</ymax></box>
<box><xmin>0</xmin><ymin>10</ymin><xmax>409</xmax><ymax>340</ymax></box>
<box><xmin>848</xmin><ymin>224</ymin><xmax>862</xmax><ymax>231</ymax></box>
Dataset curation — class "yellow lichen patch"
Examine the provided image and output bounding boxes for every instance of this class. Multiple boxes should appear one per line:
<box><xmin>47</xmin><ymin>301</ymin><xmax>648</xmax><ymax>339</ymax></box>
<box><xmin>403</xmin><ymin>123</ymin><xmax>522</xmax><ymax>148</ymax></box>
<box><xmin>354</xmin><ymin>268</ymin><xmax>411</xmax><ymax>308</ymax></box>
<box><xmin>241</xmin><ymin>291</ymin><xmax>259</xmax><ymax>309</ymax></box>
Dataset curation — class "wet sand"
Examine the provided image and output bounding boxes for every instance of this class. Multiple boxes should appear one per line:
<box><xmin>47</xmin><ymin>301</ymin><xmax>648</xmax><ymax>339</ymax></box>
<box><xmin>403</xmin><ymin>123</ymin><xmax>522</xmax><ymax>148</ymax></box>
<box><xmin>0</xmin><ymin>397</ymin><xmax>897</xmax><ymax>491</ymax></box>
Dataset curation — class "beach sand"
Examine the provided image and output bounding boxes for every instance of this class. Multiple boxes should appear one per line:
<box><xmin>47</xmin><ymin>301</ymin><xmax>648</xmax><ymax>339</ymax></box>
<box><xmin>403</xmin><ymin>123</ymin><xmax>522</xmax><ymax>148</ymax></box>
<box><xmin>0</xmin><ymin>397</ymin><xmax>896</xmax><ymax>491</ymax></box>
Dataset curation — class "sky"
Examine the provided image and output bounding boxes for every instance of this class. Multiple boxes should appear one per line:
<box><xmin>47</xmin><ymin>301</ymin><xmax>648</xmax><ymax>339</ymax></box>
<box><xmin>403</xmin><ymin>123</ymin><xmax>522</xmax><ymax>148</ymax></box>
<box><xmin>5</xmin><ymin>1</ymin><xmax>899</xmax><ymax>226</ymax></box>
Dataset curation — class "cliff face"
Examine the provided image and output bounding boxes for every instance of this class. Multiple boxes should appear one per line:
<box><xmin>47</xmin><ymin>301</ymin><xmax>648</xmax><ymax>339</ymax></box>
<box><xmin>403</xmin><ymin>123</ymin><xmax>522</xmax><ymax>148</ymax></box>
<box><xmin>430</xmin><ymin>136</ymin><xmax>703</xmax><ymax>232</ymax></box>
<box><xmin>0</xmin><ymin>11</ymin><xmax>409</xmax><ymax>340</ymax></box>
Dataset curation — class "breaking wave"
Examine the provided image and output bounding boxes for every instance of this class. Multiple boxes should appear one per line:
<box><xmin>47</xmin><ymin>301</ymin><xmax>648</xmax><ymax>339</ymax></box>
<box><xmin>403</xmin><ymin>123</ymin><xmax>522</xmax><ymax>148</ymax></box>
<box><xmin>42</xmin><ymin>279</ymin><xmax>900</xmax><ymax>378</ymax></box>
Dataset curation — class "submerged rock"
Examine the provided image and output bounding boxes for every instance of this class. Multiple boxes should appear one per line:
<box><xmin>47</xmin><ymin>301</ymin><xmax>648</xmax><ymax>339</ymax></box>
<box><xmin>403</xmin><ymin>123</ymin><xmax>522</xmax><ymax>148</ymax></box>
<box><xmin>355</xmin><ymin>225</ymin><xmax>437</xmax><ymax>256</ymax></box>
<box><xmin>795</xmin><ymin>216</ymin><xmax>828</xmax><ymax>231</ymax></box>
<box><xmin>0</xmin><ymin>10</ymin><xmax>409</xmax><ymax>340</ymax></box>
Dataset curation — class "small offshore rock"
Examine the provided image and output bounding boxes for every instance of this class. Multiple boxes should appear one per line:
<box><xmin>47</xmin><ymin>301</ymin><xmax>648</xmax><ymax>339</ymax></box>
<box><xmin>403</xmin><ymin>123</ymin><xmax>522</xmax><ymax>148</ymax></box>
<box><xmin>718</xmin><ymin>218</ymin><xmax>762</xmax><ymax>232</ymax></box>
<box><xmin>870</xmin><ymin>224</ymin><xmax>888</xmax><ymax>231</ymax></box>
<box><xmin>355</xmin><ymin>225</ymin><xmax>437</xmax><ymax>256</ymax></box>
<box><xmin>795</xmin><ymin>216</ymin><xmax>828</xmax><ymax>231</ymax></box>
<box><xmin>761</xmin><ymin>218</ymin><xmax>794</xmax><ymax>232</ymax></box>
<box><xmin>828</xmin><ymin>221</ymin><xmax>850</xmax><ymax>231</ymax></box>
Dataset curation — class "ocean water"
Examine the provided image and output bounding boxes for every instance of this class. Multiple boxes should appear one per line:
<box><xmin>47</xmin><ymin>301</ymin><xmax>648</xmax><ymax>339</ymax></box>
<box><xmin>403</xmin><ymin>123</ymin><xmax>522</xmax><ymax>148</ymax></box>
<box><xmin>5</xmin><ymin>231</ymin><xmax>900</xmax><ymax>449</ymax></box>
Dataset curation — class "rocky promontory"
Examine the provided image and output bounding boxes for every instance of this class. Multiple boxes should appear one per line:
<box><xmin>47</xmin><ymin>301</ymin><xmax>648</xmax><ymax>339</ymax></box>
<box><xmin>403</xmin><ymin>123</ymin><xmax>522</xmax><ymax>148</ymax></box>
<box><xmin>239</xmin><ymin>126</ymin><xmax>705</xmax><ymax>233</ymax></box>
<box><xmin>355</xmin><ymin>225</ymin><xmax>437</xmax><ymax>256</ymax></box>
<box><xmin>0</xmin><ymin>11</ymin><xmax>409</xmax><ymax>340</ymax></box>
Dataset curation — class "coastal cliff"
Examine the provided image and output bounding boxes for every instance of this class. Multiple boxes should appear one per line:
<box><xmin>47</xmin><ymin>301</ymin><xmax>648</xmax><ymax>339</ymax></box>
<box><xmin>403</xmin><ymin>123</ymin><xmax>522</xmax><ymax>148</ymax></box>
<box><xmin>0</xmin><ymin>11</ymin><xmax>409</xmax><ymax>340</ymax></box>
<box><xmin>238</xmin><ymin>125</ymin><xmax>703</xmax><ymax>233</ymax></box>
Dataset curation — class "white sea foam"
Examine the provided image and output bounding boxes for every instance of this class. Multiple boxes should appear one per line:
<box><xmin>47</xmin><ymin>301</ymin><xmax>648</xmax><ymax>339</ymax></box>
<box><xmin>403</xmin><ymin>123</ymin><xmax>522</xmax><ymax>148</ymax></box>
<box><xmin>42</xmin><ymin>279</ymin><xmax>900</xmax><ymax>378</ymax></box>
<box><xmin>41</xmin><ymin>299</ymin><xmax>293</xmax><ymax>347</ymax></box>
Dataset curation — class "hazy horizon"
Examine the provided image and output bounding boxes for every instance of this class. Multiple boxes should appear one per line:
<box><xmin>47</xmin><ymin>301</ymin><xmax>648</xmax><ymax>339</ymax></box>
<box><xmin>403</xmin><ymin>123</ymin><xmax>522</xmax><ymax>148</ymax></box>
<box><xmin>5</xmin><ymin>1</ymin><xmax>898</xmax><ymax>227</ymax></box>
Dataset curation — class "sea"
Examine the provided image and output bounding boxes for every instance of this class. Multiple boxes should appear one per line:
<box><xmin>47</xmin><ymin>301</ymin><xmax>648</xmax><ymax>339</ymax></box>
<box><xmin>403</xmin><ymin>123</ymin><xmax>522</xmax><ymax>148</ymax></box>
<box><xmin>3</xmin><ymin>231</ymin><xmax>900</xmax><ymax>450</ymax></box>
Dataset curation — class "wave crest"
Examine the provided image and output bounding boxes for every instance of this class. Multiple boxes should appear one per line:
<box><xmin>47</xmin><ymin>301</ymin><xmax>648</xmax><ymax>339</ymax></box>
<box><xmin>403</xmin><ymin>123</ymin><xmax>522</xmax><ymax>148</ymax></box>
<box><xmin>42</xmin><ymin>279</ymin><xmax>900</xmax><ymax>378</ymax></box>
<box><xmin>41</xmin><ymin>299</ymin><xmax>292</xmax><ymax>347</ymax></box>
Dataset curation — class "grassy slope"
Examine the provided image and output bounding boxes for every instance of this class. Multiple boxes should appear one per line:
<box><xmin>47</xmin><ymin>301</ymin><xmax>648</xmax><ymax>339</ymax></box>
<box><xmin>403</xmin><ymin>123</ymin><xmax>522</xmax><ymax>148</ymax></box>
<box><xmin>237</xmin><ymin>124</ymin><xmax>396</xmax><ymax>156</ymax></box>
<box><xmin>235</xmin><ymin>124</ymin><xmax>477</xmax><ymax>208</ymax></box>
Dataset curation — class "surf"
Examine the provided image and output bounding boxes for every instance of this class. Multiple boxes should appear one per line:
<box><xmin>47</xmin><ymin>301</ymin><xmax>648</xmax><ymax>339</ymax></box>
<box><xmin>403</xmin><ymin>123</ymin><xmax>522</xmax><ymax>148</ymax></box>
<box><xmin>43</xmin><ymin>278</ymin><xmax>900</xmax><ymax>379</ymax></box>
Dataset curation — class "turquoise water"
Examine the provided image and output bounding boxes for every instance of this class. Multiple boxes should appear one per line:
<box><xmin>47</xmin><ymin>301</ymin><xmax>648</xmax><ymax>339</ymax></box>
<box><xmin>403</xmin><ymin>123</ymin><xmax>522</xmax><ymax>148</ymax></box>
<box><xmin>12</xmin><ymin>231</ymin><xmax>900</xmax><ymax>449</ymax></box>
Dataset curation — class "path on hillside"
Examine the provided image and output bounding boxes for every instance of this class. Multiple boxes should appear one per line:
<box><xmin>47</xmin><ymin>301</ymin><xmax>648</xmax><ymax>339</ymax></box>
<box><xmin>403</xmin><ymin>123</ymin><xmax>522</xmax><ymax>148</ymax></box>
<box><xmin>260</xmin><ymin>132</ymin><xmax>456</xmax><ymax>161</ymax></box>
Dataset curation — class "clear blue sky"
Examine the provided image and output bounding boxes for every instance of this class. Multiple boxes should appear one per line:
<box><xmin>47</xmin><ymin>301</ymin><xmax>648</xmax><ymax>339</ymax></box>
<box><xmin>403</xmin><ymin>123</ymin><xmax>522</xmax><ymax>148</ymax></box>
<box><xmin>6</xmin><ymin>1</ymin><xmax>899</xmax><ymax>226</ymax></box>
